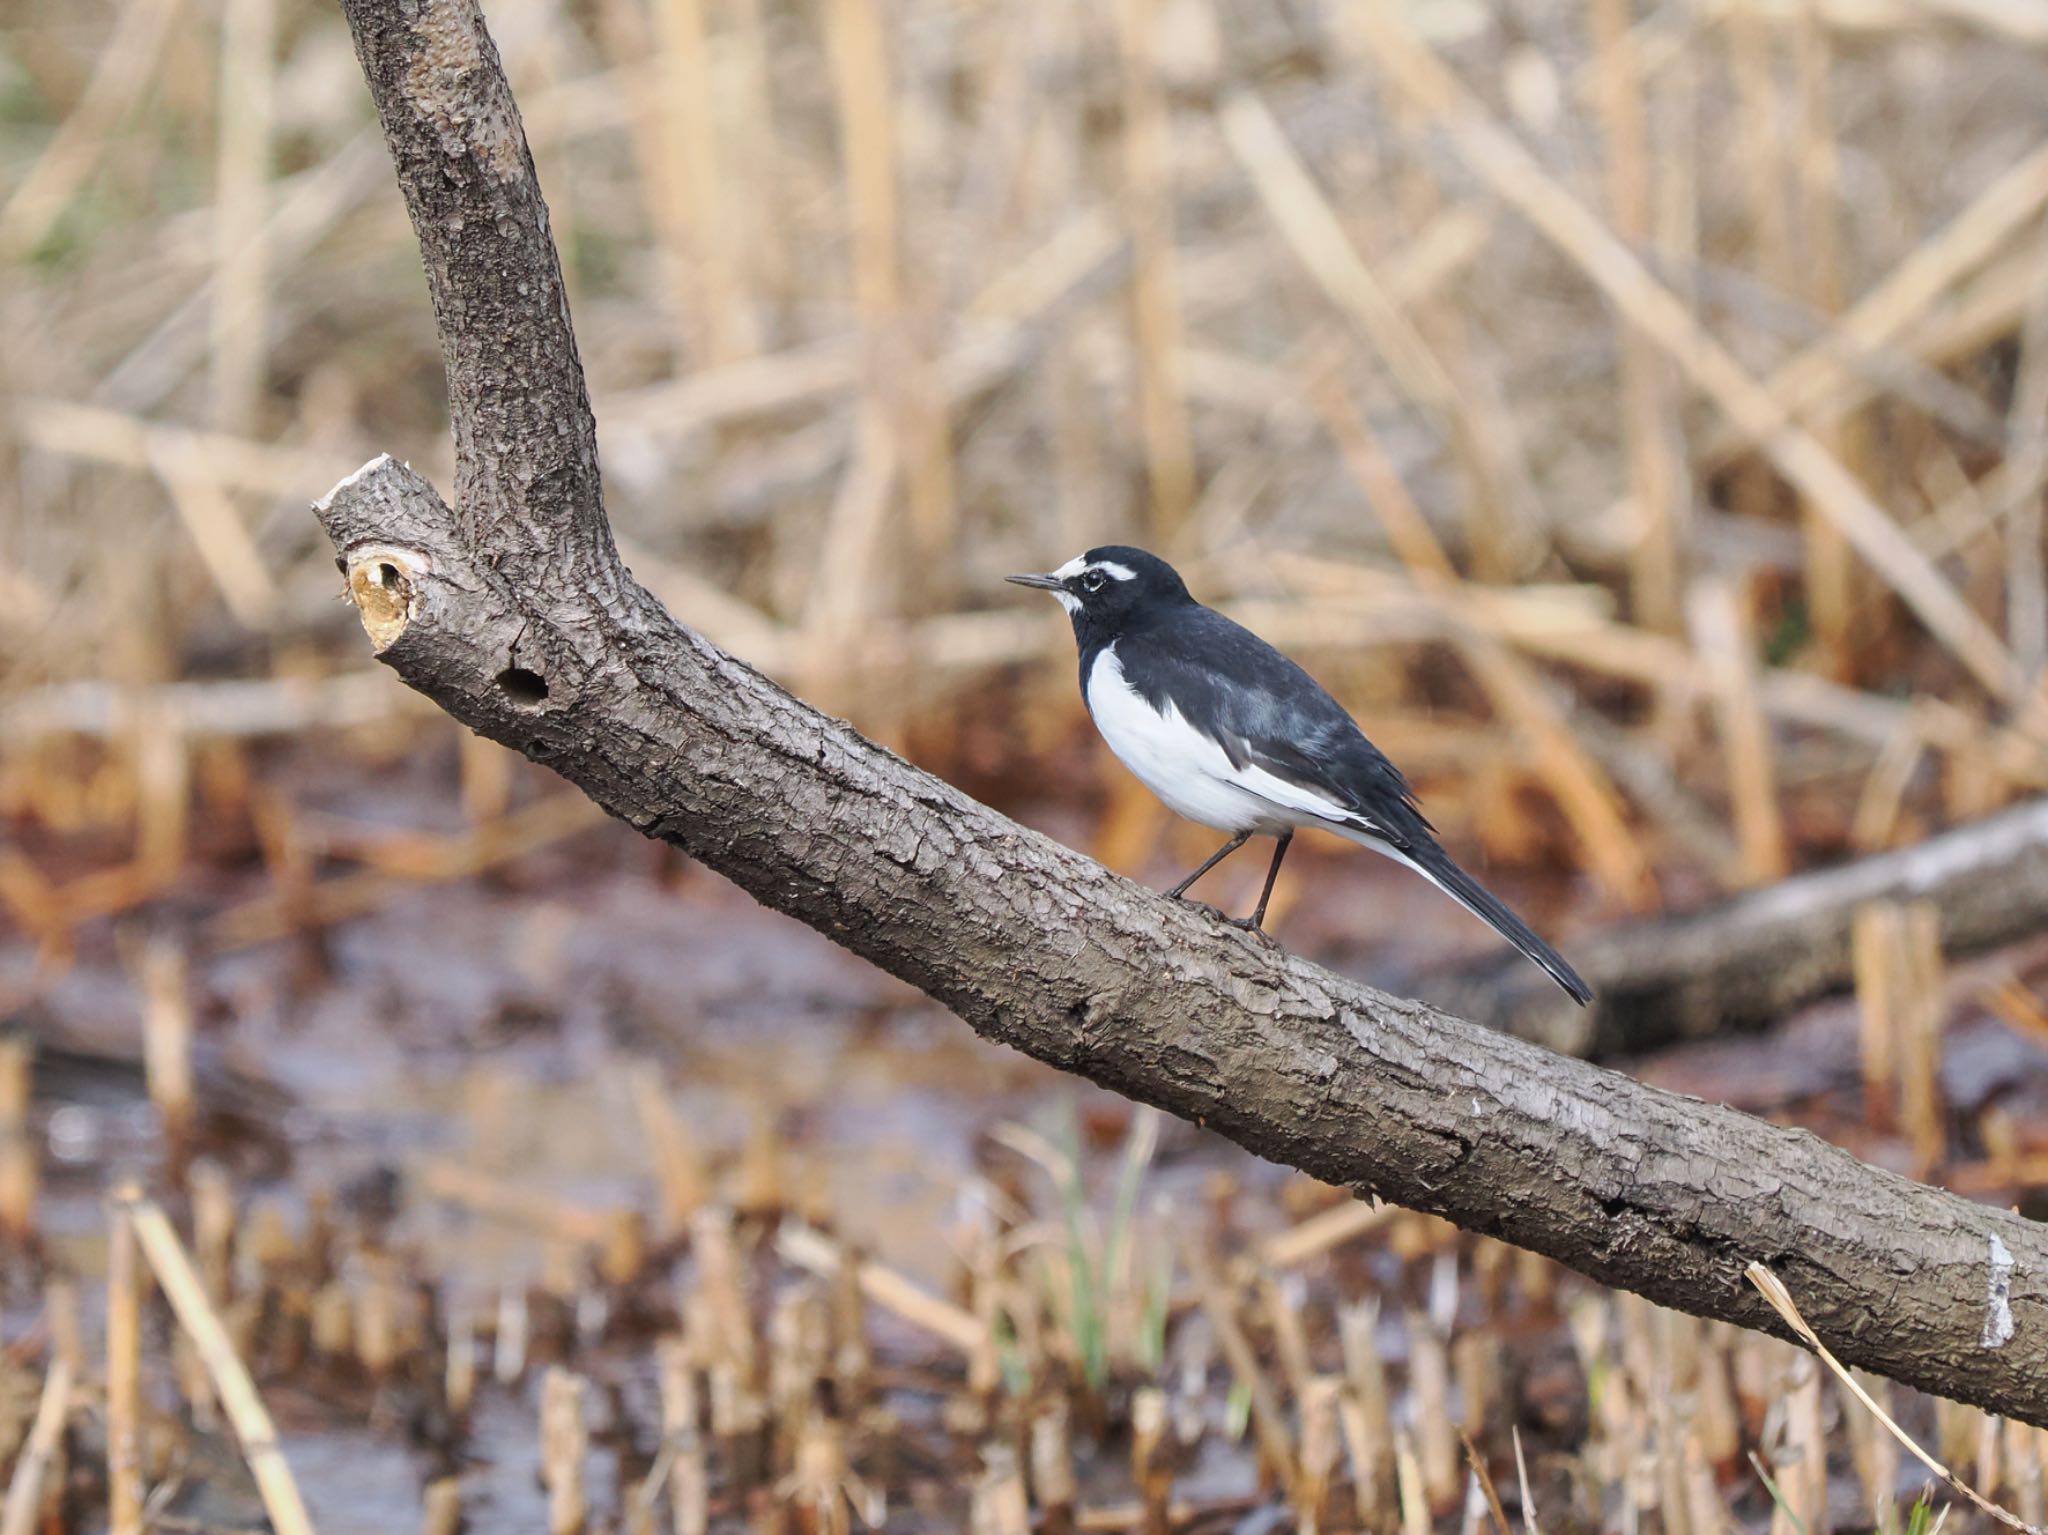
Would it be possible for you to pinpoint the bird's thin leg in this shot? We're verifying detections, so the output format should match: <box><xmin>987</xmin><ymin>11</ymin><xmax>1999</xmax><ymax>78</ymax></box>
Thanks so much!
<box><xmin>1164</xmin><ymin>831</ymin><xmax>1250</xmax><ymax>900</ymax></box>
<box><xmin>1231</xmin><ymin>831</ymin><xmax>1293</xmax><ymax>930</ymax></box>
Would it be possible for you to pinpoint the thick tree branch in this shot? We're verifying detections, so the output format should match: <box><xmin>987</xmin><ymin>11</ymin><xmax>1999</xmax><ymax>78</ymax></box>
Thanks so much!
<box><xmin>325</xmin><ymin>0</ymin><xmax>2048</xmax><ymax>1423</ymax></box>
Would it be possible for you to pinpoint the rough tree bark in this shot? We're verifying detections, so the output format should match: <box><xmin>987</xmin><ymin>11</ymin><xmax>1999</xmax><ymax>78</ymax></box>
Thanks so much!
<box><xmin>322</xmin><ymin>0</ymin><xmax>2048</xmax><ymax>1423</ymax></box>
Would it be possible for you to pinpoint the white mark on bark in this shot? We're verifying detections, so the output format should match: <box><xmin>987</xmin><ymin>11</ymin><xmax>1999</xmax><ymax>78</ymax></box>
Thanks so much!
<box><xmin>314</xmin><ymin>452</ymin><xmax>401</xmax><ymax>512</ymax></box>
<box><xmin>1984</xmin><ymin>1233</ymin><xmax>2015</xmax><ymax>1349</ymax></box>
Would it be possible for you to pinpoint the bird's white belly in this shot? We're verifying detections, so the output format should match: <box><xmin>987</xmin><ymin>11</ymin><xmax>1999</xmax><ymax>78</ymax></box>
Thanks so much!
<box><xmin>1086</xmin><ymin>647</ymin><xmax>1336</xmax><ymax>835</ymax></box>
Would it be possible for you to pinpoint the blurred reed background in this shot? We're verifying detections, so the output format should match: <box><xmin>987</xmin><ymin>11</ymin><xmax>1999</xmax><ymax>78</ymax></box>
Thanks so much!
<box><xmin>5</xmin><ymin>0</ymin><xmax>2048</xmax><ymax>922</ymax></box>
<box><xmin>7</xmin><ymin>1</ymin><xmax>2048</xmax><ymax>1530</ymax></box>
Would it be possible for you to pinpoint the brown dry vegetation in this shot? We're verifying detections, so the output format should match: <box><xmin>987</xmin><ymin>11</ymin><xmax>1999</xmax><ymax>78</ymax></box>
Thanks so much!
<box><xmin>7</xmin><ymin>0</ymin><xmax>2048</xmax><ymax>1529</ymax></box>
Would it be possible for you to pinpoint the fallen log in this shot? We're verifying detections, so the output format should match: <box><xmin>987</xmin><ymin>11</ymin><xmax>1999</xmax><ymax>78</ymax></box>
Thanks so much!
<box><xmin>1428</xmin><ymin>797</ymin><xmax>2048</xmax><ymax>1056</ymax></box>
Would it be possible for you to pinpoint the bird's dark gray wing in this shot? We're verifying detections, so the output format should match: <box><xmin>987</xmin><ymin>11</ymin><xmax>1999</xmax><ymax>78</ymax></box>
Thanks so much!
<box><xmin>1115</xmin><ymin>605</ymin><xmax>1434</xmax><ymax>846</ymax></box>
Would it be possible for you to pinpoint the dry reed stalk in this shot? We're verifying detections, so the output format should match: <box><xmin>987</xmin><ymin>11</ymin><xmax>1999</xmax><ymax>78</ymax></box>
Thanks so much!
<box><xmin>0</xmin><ymin>0</ymin><xmax>183</xmax><ymax>259</ymax></box>
<box><xmin>106</xmin><ymin>1192</ymin><xmax>146</xmax><ymax>1535</ymax></box>
<box><xmin>1406</xmin><ymin>1310</ymin><xmax>1460</xmax><ymax>1512</ymax></box>
<box><xmin>496</xmin><ymin>1284</ymin><xmax>530</xmax><ymax>1384</ymax></box>
<box><xmin>718</xmin><ymin>0</ymin><xmax>788</xmax><ymax>303</ymax></box>
<box><xmin>310</xmin><ymin>1280</ymin><xmax>350</xmax><ymax>1361</ymax></box>
<box><xmin>659</xmin><ymin>0</ymin><xmax>754</xmax><ymax>360</ymax></box>
<box><xmin>1849</xmin><ymin>711</ymin><xmax>1930</xmax><ymax>853</ymax></box>
<box><xmin>735</xmin><ymin>1108</ymin><xmax>785</xmax><ymax>1218</ymax></box>
<box><xmin>422</xmin><ymin>1477</ymin><xmax>463</xmax><ymax>1535</ymax></box>
<box><xmin>44</xmin><ymin>1278</ymin><xmax>80</xmax><ymax>1381</ymax></box>
<box><xmin>445</xmin><ymin>1297</ymin><xmax>477</xmax><ymax>1415</ymax></box>
<box><xmin>1689</xmin><ymin>577</ymin><xmax>1789</xmax><ymax>885</ymax></box>
<box><xmin>1296</xmin><ymin>1376</ymin><xmax>1342</xmax><ymax>1535</ymax></box>
<box><xmin>0</xmin><ymin>1357</ymin><xmax>70</xmax><ymax>1535</ymax></box>
<box><xmin>2007</xmin><ymin>1416</ymin><xmax>2045</xmax><ymax>1529</ymax></box>
<box><xmin>14</xmin><ymin>399</ymin><xmax>337</xmax><ymax>503</ymax></box>
<box><xmin>1183</xmin><ymin>1236</ymin><xmax>1296</xmax><ymax>1495</ymax></box>
<box><xmin>1255</xmin><ymin>1197</ymin><xmax>1396</xmax><ymax>1271</ymax></box>
<box><xmin>1297</xmin><ymin>394</ymin><xmax>1655</xmax><ymax>906</ymax></box>
<box><xmin>1726</xmin><ymin>0</ymin><xmax>1795</xmax><ymax>286</ymax></box>
<box><xmin>1256</xmin><ymin>1273</ymin><xmax>1313</xmax><ymax>1399</ymax></box>
<box><xmin>1117</xmin><ymin>0</ymin><xmax>1195</xmax><ymax>542</ymax></box>
<box><xmin>0</xmin><ymin>1038</ymin><xmax>33</xmax><ymax>1245</ymax></box>
<box><xmin>663</xmin><ymin>1334</ymin><xmax>712</xmax><ymax>1530</ymax></box>
<box><xmin>2001</xmin><ymin>217</ymin><xmax>2048</xmax><ymax>694</ymax></box>
<box><xmin>1453</xmin><ymin>1332</ymin><xmax>1502</xmax><ymax>1441</ymax></box>
<box><xmin>138</xmin><ymin>936</ymin><xmax>194</xmax><ymax>1175</ymax></box>
<box><xmin>627</xmin><ymin>1062</ymin><xmax>709</xmax><ymax>1237</ymax></box>
<box><xmin>207</xmin><ymin>791</ymin><xmax>608</xmax><ymax>948</ymax></box>
<box><xmin>154</xmin><ymin>457</ymin><xmax>277</xmax><ymax>627</ymax></box>
<box><xmin>1714</xmin><ymin>139</ymin><xmax>2048</xmax><ymax>468</ymax></box>
<box><xmin>541</xmin><ymin>1367</ymin><xmax>590</xmax><ymax>1535</ymax></box>
<box><xmin>962</xmin><ymin>1216</ymin><xmax>1000</xmax><ymax>1406</ymax></box>
<box><xmin>1980</xmin><ymin>1412</ymin><xmax>2007</xmax><ymax>1505</ymax></box>
<box><xmin>1030</xmin><ymin>1399</ymin><xmax>1078</xmax><ymax>1535</ymax></box>
<box><xmin>208</xmin><ymin>0</ymin><xmax>275</xmax><ymax>432</ymax></box>
<box><xmin>1590</xmin><ymin>0</ymin><xmax>1686</xmax><ymax>635</ymax></box>
<box><xmin>797</xmin><ymin>406</ymin><xmax>899</xmax><ymax>690</ymax></box>
<box><xmin>1789</xmin><ymin>0</ymin><xmax>1862</xmax><ymax>677</ymax></box>
<box><xmin>776</xmin><ymin>1223</ymin><xmax>982</xmax><ymax>1355</ymax></box>
<box><xmin>692</xmin><ymin>1207</ymin><xmax>760</xmax><ymax>1391</ymax></box>
<box><xmin>1129</xmin><ymin>1387</ymin><xmax>1173</xmax><ymax>1535</ymax></box>
<box><xmin>785</xmin><ymin>1415</ymin><xmax>867</xmax><ymax>1535</ymax></box>
<box><xmin>1216</xmin><ymin>90</ymin><xmax>1504</xmax><ymax>558</ymax></box>
<box><xmin>1362</xmin><ymin>23</ymin><xmax>1537</xmax><ymax>584</ymax></box>
<box><xmin>1336</xmin><ymin>1301</ymin><xmax>1394</xmax><ymax>1518</ymax></box>
<box><xmin>354</xmin><ymin>1252</ymin><xmax>401</xmax><ymax>1377</ymax></box>
<box><xmin>659</xmin><ymin>1338</ymin><xmax>710</xmax><ymax>1535</ymax></box>
<box><xmin>132</xmin><ymin>702</ymin><xmax>192</xmax><ymax>883</ymax></box>
<box><xmin>1746</xmin><ymin>1263</ymin><xmax>2041</xmax><ymax>1534</ymax></box>
<box><xmin>418</xmin><ymin>1158</ymin><xmax>622</xmax><ymax>1247</ymax></box>
<box><xmin>1936</xmin><ymin>1398</ymin><xmax>1976</xmax><ymax>1482</ymax></box>
<box><xmin>822</xmin><ymin>0</ymin><xmax>954</xmax><ymax>577</ymax></box>
<box><xmin>458</xmin><ymin>732</ymin><xmax>513</xmax><ymax>824</ymax></box>
<box><xmin>127</xmin><ymin>1197</ymin><xmax>317</xmax><ymax>1535</ymax></box>
<box><xmin>768</xmin><ymin>1283</ymin><xmax>827</xmax><ymax>1428</ymax></box>
<box><xmin>1851</xmin><ymin>902</ymin><xmax>1907</xmax><ymax>1132</ymax></box>
<box><xmin>1893</xmin><ymin>900</ymin><xmax>1949</xmax><ymax>1175</ymax></box>
<box><xmin>1683</xmin><ymin>1433</ymin><xmax>1726</xmax><ymax>1535</ymax></box>
<box><xmin>1788</xmin><ymin>1355</ymin><xmax>1829</xmax><ymax>1535</ymax></box>
<box><xmin>1693</xmin><ymin>1328</ymin><xmax>1742</xmax><ymax>1474</ymax></box>
<box><xmin>1652</xmin><ymin>1389</ymin><xmax>1692</xmax><ymax>1535</ymax></box>
<box><xmin>1347</xmin><ymin>7</ymin><xmax>2019</xmax><ymax>701</ymax></box>
<box><xmin>192</xmin><ymin>1159</ymin><xmax>236</xmax><ymax>1303</ymax></box>
<box><xmin>972</xmin><ymin>1443</ymin><xmax>1031</xmax><ymax>1535</ymax></box>
<box><xmin>1394</xmin><ymin>1426</ymin><xmax>1432</xmax><ymax>1535</ymax></box>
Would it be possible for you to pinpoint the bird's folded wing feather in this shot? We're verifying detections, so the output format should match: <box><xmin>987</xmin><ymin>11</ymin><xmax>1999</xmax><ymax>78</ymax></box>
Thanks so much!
<box><xmin>1120</xmin><ymin>609</ymin><xmax>1435</xmax><ymax>846</ymax></box>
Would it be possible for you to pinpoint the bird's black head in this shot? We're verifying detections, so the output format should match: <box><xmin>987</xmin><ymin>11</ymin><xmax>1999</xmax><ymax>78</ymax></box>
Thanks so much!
<box><xmin>1006</xmin><ymin>546</ymin><xmax>1193</xmax><ymax>646</ymax></box>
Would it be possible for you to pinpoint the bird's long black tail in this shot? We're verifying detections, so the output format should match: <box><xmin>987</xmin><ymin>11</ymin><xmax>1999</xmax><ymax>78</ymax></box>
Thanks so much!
<box><xmin>1400</xmin><ymin>841</ymin><xmax>1593</xmax><ymax>1005</ymax></box>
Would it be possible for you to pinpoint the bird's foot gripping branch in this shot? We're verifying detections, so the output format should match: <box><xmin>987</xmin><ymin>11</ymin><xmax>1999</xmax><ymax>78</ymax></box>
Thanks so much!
<box><xmin>322</xmin><ymin>0</ymin><xmax>2048</xmax><ymax>1422</ymax></box>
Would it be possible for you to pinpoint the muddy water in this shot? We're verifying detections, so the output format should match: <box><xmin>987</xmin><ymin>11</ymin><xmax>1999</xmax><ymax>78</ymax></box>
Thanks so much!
<box><xmin>2</xmin><ymin>731</ymin><xmax>1601</xmax><ymax>1532</ymax></box>
<box><xmin>6</xmin><ymin>825</ymin><xmax>1308</xmax><ymax>1529</ymax></box>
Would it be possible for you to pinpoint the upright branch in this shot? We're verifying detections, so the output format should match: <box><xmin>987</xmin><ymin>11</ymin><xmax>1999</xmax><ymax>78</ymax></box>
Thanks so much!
<box><xmin>322</xmin><ymin>0</ymin><xmax>2048</xmax><ymax>1424</ymax></box>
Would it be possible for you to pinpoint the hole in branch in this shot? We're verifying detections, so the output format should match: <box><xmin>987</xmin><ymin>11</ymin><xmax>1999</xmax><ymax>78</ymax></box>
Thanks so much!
<box><xmin>373</xmin><ymin>561</ymin><xmax>401</xmax><ymax>589</ymax></box>
<box><xmin>496</xmin><ymin>667</ymin><xmax>549</xmax><ymax>709</ymax></box>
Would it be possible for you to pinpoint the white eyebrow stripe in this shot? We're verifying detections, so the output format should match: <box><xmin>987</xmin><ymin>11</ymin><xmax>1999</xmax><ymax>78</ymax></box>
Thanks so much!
<box><xmin>1093</xmin><ymin>561</ymin><xmax>1136</xmax><ymax>581</ymax></box>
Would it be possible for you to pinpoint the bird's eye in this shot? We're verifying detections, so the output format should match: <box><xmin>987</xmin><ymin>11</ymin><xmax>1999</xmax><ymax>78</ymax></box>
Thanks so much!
<box><xmin>1080</xmin><ymin>571</ymin><xmax>1106</xmax><ymax>593</ymax></box>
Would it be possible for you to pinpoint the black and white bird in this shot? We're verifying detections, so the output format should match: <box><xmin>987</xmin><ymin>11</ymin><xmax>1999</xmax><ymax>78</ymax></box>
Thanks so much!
<box><xmin>1009</xmin><ymin>547</ymin><xmax>1592</xmax><ymax>1005</ymax></box>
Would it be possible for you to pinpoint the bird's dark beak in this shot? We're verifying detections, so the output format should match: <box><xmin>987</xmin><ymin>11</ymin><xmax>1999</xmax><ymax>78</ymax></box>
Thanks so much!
<box><xmin>1006</xmin><ymin>572</ymin><xmax>1065</xmax><ymax>592</ymax></box>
